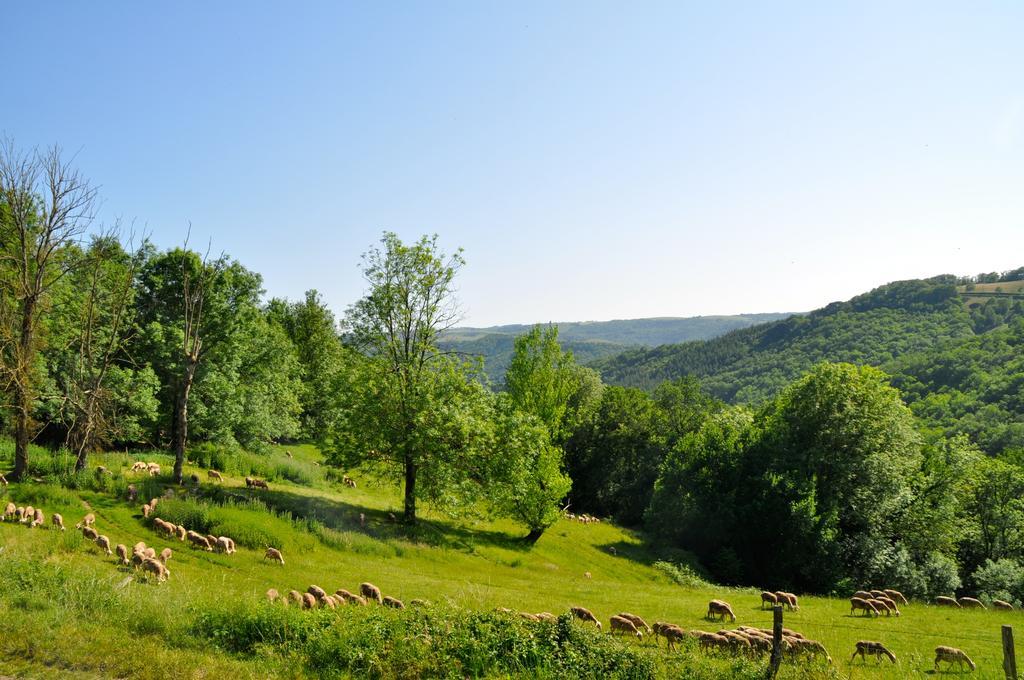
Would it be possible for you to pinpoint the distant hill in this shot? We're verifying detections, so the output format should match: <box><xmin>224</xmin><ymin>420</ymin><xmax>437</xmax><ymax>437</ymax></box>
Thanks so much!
<box><xmin>591</xmin><ymin>270</ymin><xmax>1024</xmax><ymax>455</ymax></box>
<box><xmin>441</xmin><ymin>314</ymin><xmax>792</xmax><ymax>384</ymax></box>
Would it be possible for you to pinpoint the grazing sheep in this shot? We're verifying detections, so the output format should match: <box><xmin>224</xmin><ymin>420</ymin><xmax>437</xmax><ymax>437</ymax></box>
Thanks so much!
<box><xmin>266</xmin><ymin>588</ymin><xmax>280</xmax><ymax>601</ymax></box>
<box><xmin>850</xmin><ymin>597</ymin><xmax>879</xmax><ymax>617</ymax></box>
<box><xmin>95</xmin><ymin>465</ymin><xmax>109</xmax><ymax>476</ymax></box>
<box><xmin>141</xmin><ymin>503</ymin><xmax>152</xmax><ymax>518</ymax></box>
<box><xmin>147</xmin><ymin>463</ymin><xmax>160</xmax><ymax>476</ymax></box>
<box><xmin>82</xmin><ymin>526</ymin><xmax>99</xmax><ymax>541</ymax></box>
<box><xmin>535</xmin><ymin>611</ymin><xmax>555</xmax><ymax>621</ymax></box>
<box><xmin>781</xmin><ymin>592</ymin><xmax>799</xmax><ymax>611</ymax></box>
<box><xmin>206</xmin><ymin>534</ymin><xmax>219</xmax><ymax>550</ymax></box>
<box><xmin>934</xmin><ymin>646</ymin><xmax>976</xmax><ymax>672</ymax></box>
<box><xmin>176</xmin><ymin>525</ymin><xmax>186</xmax><ymax>541</ymax></box>
<box><xmin>870</xmin><ymin>590</ymin><xmax>886</xmax><ymax>599</ymax></box>
<box><xmin>853</xmin><ymin>590</ymin><xmax>873</xmax><ymax>600</ymax></box>
<box><xmin>569</xmin><ymin>606</ymin><xmax>602</xmax><ymax>631</ymax></box>
<box><xmin>287</xmin><ymin>590</ymin><xmax>303</xmax><ymax>604</ymax></box>
<box><xmin>851</xmin><ymin>640</ymin><xmax>896</xmax><ymax>664</ymax></box>
<box><xmin>696</xmin><ymin>631</ymin><xmax>730</xmax><ymax>653</ymax></box>
<box><xmin>959</xmin><ymin>596</ymin><xmax>986</xmax><ymax>609</ymax></box>
<box><xmin>29</xmin><ymin>508</ymin><xmax>44</xmax><ymax>528</ymax></box>
<box><xmin>760</xmin><ymin>591</ymin><xmax>778</xmax><ymax>609</ymax></box>
<box><xmin>186</xmin><ymin>530</ymin><xmax>213</xmax><ymax>551</ymax></box>
<box><xmin>51</xmin><ymin>513</ymin><xmax>65</xmax><ymax>531</ymax></box>
<box><xmin>133</xmin><ymin>541</ymin><xmax>147</xmax><ymax>553</ymax></box>
<box><xmin>654</xmin><ymin>623</ymin><xmax>687</xmax><ymax>651</ymax></box>
<box><xmin>869</xmin><ymin>598</ymin><xmax>897</xmax><ymax>616</ymax></box>
<box><xmin>160</xmin><ymin>548</ymin><xmax>173</xmax><ymax>564</ymax></box>
<box><xmin>142</xmin><ymin>557</ymin><xmax>169</xmax><ymax>582</ymax></box>
<box><xmin>189</xmin><ymin>473</ymin><xmax>200</xmax><ymax>485</ymax></box>
<box><xmin>301</xmin><ymin>593</ymin><xmax>316</xmax><ymax>609</ymax></box>
<box><xmin>320</xmin><ymin>595</ymin><xmax>337</xmax><ymax>609</ymax></box>
<box><xmin>360</xmin><ymin>582</ymin><xmax>383</xmax><ymax>604</ymax></box>
<box><xmin>3</xmin><ymin>502</ymin><xmax>16</xmax><ymax>520</ymax></box>
<box><xmin>142</xmin><ymin>547</ymin><xmax>156</xmax><ymax>559</ymax></box>
<box><xmin>993</xmin><ymin>599</ymin><xmax>1015</xmax><ymax>611</ymax></box>
<box><xmin>707</xmin><ymin>600</ymin><xmax>736</xmax><ymax>622</ymax></box>
<box><xmin>884</xmin><ymin>589</ymin><xmax>908</xmax><ymax>605</ymax></box>
<box><xmin>76</xmin><ymin>513</ymin><xmax>95</xmax><ymax>529</ymax></box>
<box><xmin>148</xmin><ymin>498</ymin><xmax>159</xmax><ymax>510</ymax></box>
<box><xmin>207</xmin><ymin>469</ymin><xmax>223</xmax><ymax>482</ymax></box>
<box><xmin>20</xmin><ymin>505</ymin><xmax>34</xmax><ymax>524</ymax></box>
<box><xmin>264</xmin><ymin>547</ymin><xmax>284</xmax><ymax>564</ymax></box>
<box><xmin>131</xmin><ymin>551</ymin><xmax>146</xmax><ymax>568</ymax></box>
<box><xmin>307</xmin><ymin>585</ymin><xmax>328</xmax><ymax>601</ymax></box>
<box><xmin>95</xmin><ymin>535</ymin><xmax>113</xmax><ymax>555</ymax></box>
<box><xmin>216</xmin><ymin>537</ymin><xmax>233</xmax><ymax>554</ymax></box>
<box><xmin>349</xmin><ymin>594</ymin><xmax>368</xmax><ymax>606</ymax></box>
<box><xmin>519</xmin><ymin>611</ymin><xmax>540</xmax><ymax>622</ymax></box>
<box><xmin>130</xmin><ymin>461</ymin><xmax>148</xmax><ymax>472</ymax></box>
<box><xmin>115</xmin><ymin>544</ymin><xmax>130</xmax><ymax>565</ymax></box>
<box><xmin>127</xmin><ymin>484</ymin><xmax>138</xmax><ymax>502</ymax></box>
<box><xmin>936</xmin><ymin>596</ymin><xmax>962</xmax><ymax>608</ymax></box>
<box><xmin>875</xmin><ymin>597</ymin><xmax>900</xmax><ymax>616</ymax></box>
<box><xmin>15</xmin><ymin>507</ymin><xmax>25</xmax><ymax>521</ymax></box>
<box><xmin>383</xmin><ymin>596</ymin><xmax>405</xmax><ymax>609</ymax></box>
<box><xmin>335</xmin><ymin>588</ymin><xmax>356</xmax><ymax>602</ymax></box>
<box><xmin>617</xmin><ymin>612</ymin><xmax>652</xmax><ymax>634</ymax></box>
<box><xmin>609</xmin><ymin>615</ymin><xmax>643</xmax><ymax>639</ymax></box>
<box><xmin>791</xmin><ymin>638</ymin><xmax>832</xmax><ymax>664</ymax></box>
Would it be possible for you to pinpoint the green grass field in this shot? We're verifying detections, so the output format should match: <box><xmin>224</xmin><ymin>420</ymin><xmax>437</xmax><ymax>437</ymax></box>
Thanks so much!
<box><xmin>0</xmin><ymin>441</ymin><xmax>1019</xmax><ymax>678</ymax></box>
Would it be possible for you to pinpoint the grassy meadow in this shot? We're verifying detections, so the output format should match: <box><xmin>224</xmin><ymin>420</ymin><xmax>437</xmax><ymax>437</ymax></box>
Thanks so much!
<box><xmin>0</xmin><ymin>441</ymin><xmax>1019</xmax><ymax>679</ymax></box>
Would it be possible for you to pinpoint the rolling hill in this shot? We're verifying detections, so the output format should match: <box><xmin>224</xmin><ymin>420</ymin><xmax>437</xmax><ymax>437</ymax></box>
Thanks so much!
<box><xmin>441</xmin><ymin>314</ymin><xmax>792</xmax><ymax>384</ymax></box>
<box><xmin>591</xmin><ymin>273</ymin><xmax>1024</xmax><ymax>455</ymax></box>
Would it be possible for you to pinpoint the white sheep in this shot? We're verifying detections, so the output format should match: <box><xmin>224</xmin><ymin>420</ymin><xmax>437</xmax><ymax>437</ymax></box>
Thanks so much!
<box><xmin>934</xmin><ymin>646</ymin><xmax>975</xmax><ymax>672</ymax></box>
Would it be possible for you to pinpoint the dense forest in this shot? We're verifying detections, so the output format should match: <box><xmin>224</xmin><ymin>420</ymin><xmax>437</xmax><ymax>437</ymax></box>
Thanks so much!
<box><xmin>441</xmin><ymin>313</ymin><xmax>791</xmax><ymax>384</ymax></box>
<box><xmin>4</xmin><ymin>143</ymin><xmax>1024</xmax><ymax>604</ymax></box>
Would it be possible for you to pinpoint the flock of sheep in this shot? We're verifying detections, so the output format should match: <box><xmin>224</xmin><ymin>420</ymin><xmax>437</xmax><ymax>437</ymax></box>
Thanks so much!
<box><xmin>264</xmin><ymin>581</ymin><xmax>413</xmax><ymax>610</ymax></box>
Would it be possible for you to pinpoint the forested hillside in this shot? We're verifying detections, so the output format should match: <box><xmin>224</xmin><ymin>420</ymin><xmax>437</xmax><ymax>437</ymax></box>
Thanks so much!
<box><xmin>442</xmin><ymin>314</ymin><xmax>790</xmax><ymax>384</ymax></box>
<box><xmin>593</xmin><ymin>272</ymin><xmax>1024</xmax><ymax>456</ymax></box>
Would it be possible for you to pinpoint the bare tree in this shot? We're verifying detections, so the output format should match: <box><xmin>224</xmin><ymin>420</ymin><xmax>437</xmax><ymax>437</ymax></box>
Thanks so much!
<box><xmin>0</xmin><ymin>139</ymin><xmax>97</xmax><ymax>480</ymax></box>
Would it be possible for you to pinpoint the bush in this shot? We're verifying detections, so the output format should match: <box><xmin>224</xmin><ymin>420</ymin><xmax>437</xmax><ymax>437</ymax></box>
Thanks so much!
<box><xmin>653</xmin><ymin>561</ymin><xmax>712</xmax><ymax>588</ymax></box>
<box><xmin>972</xmin><ymin>559</ymin><xmax>1024</xmax><ymax>605</ymax></box>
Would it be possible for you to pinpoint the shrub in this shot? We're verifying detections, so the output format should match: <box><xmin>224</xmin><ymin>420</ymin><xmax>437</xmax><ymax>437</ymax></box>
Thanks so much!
<box><xmin>972</xmin><ymin>558</ymin><xmax>1024</xmax><ymax>605</ymax></box>
<box><xmin>653</xmin><ymin>560</ymin><xmax>712</xmax><ymax>588</ymax></box>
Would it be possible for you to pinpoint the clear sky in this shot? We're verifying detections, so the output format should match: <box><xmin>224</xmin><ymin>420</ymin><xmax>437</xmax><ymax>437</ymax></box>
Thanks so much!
<box><xmin>4</xmin><ymin>2</ymin><xmax>1023</xmax><ymax>326</ymax></box>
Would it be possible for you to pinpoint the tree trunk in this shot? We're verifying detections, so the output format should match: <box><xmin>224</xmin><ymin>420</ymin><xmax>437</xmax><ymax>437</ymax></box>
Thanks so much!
<box><xmin>173</xmin><ymin>359</ymin><xmax>198</xmax><ymax>484</ymax></box>
<box><xmin>11</xmin><ymin>297</ymin><xmax>36</xmax><ymax>481</ymax></box>
<box><xmin>403</xmin><ymin>455</ymin><xmax>417</xmax><ymax>524</ymax></box>
<box><xmin>524</xmin><ymin>527</ymin><xmax>546</xmax><ymax>544</ymax></box>
<box><xmin>73</xmin><ymin>399</ymin><xmax>96</xmax><ymax>472</ymax></box>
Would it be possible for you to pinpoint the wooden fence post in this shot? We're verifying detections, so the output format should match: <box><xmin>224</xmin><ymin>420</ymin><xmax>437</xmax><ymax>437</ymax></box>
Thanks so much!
<box><xmin>767</xmin><ymin>604</ymin><xmax>783</xmax><ymax>679</ymax></box>
<box><xmin>1004</xmin><ymin>625</ymin><xmax>1018</xmax><ymax>680</ymax></box>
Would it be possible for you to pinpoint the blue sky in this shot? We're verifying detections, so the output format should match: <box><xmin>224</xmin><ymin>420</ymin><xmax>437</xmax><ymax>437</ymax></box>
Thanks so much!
<box><xmin>4</xmin><ymin>2</ymin><xmax>1023</xmax><ymax>325</ymax></box>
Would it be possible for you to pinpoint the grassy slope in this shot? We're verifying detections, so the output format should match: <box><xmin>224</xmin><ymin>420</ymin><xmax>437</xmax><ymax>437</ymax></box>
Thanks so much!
<box><xmin>0</xmin><ymin>443</ymin><xmax>1019</xmax><ymax>679</ymax></box>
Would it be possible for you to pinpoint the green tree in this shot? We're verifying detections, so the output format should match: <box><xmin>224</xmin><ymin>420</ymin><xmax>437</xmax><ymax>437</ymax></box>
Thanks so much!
<box><xmin>335</xmin><ymin>232</ymin><xmax>481</xmax><ymax>523</ymax></box>
<box><xmin>0</xmin><ymin>141</ymin><xmax>97</xmax><ymax>479</ymax></box>
<box><xmin>490</xmin><ymin>398</ymin><xmax>572</xmax><ymax>542</ymax></box>
<box><xmin>505</xmin><ymin>325</ymin><xmax>578</xmax><ymax>443</ymax></box>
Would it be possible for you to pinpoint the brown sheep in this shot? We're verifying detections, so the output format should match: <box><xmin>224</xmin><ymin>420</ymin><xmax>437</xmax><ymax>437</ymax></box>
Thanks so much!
<box><xmin>993</xmin><ymin>599</ymin><xmax>1015</xmax><ymax>611</ymax></box>
<box><xmin>383</xmin><ymin>596</ymin><xmax>405</xmax><ymax>609</ymax></box>
<box><xmin>869</xmin><ymin>598</ymin><xmax>896</xmax><ymax>617</ymax></box>
<box><xmin>335</xmin><ymin>588</ymin><xmax>356</xmax><ymax>602</ymax></box>
<box><xmin>131</xmin><ymin>551</ymin><xmax>146</xmax><ymax>568</ymax></box>
<box><xmin>853</xmin><ymin>590</ymin><xmax>873</xmax><ymax>600</ymax></box>
<box><xmin>870</xmin><ymin>589</ymin><xmax>886</xmax><ymax>599</ymax></box>
<box><xmin>142</xmin><ymin>547</ymin><xmax>156</xmax><ymax>559</ymax></box>
<box><xmin>51</xmin><ymin>513</ymin><xmax>65</xmax><ymax>531</ymax></box>
<box><xmin>959</xmin><ymin>596</ymin><xmax>986</xmax><ymax>609</ymax></box>
<box><xmin>287</xmin><ymin>590</ymin><xmax>303</xmax><ymax>604</ymax></box>
<box><xmin>609</xmin><ymin>615</ymin><xmax>642</xmax><ymax>639</ymax></box>
<box><xmin>706</xmin><ymin>600</ymin><xmax>736</xmax><ymax>622</ymax></box>
<box><xmin>884</xmin><ymin>589</ymin><xmax>908</xmax><ymax>605</ymax></box>
<box><xmin>21</xmin><ymin>505</ymin><xmax>34</xmax><ymax>525</ymax></box>
<box><xmin>266</xmin><ymin>588</ymin><xmax>280</xmax><ymax>601</ymax></box>
<box><xmin>95</xmin><ymin>535</ymin><xmax>113</xmax><ymax>555</ymax></box>
<box><xmin>206</xmin><ymin>534</ymin><xmax>219</xmax><ymax>550</ymax></box>
<box><xmin>935</xmin><ymin>595</ymin><xmax>961</xmax><ymax>608</ymax></box>
<box><xmin>851</xmin><ymin>640</ymin><xmax>896</xmax><ymax>664</ymax></box>
<box><xmin>186</xmin><ymin>530</ymin><xmax>213</xmax><ymax>551</ymax></box>
<box><xmin>29</xmin><ymin>508</ymin><xmax>44</xmax><ymax>528</ymax></box>
<box><xmin>360</xmin><ymin>582</ymin><xmax>383</xmax><ymax>604</ymax></box>
<box><xmin>15</xmin><ymin>506</ymin><xmax>25</xmax><ymax>521</ymax></box>
<box><xmin>307</xmin><ymin>585</ymin><xmax>328</xmax><ymax>601</ymax></box>
<box><xmin>207</xmin><ymin>469</ymin><xmax>223</xmax><ymax>482</ymax></box>
<box><xmin>264</xmin><ymin>547</ymin><xmax>284</xmax><ymax>564</ymax></box>
<box><xmin>791</xmin><ymin>638</ymin><xmax>832</xmax><ymax>664</ymax></box>
<box><xmin>850</xmin><ymin>597</ymin><xmax>879</xmax><ymax>617</ymax></box>
<box><xmin>569</xmin><ymin>606</ymin><xmax>602</xmax><ymax>631</ymax></box>
<box><xmin>616</xmin><ymin>612</ymin><xmax>652</xmax><ymax>634</ymax></box>
<box><xmin>301</xmin><ymin>593</ymin><xmax>316</xmax><ymax>609</ymax></box>
<box><xmin>160</xmin><ymin>548</ymin><xmax>173</xmax><ymax>565</ymax></box>
<box><xmin>320</xmin><ymin>595</ymin><xmax>337</xmax><ymax>609</ymax></box>
<box><xmin>76</xmin><ymin>513</ymin><xmax>95</xmax><ymax>529</ymax></box>
<box><xmin>82</xmin><ymin>525</ymin><xmax>99</xmax><ymax>541</ymax></box>
<box><xmin>654</xmin><ymin>623</ymin><xmax>687</xmax><ymax>651</ymax></box>
<box><xmin>875</xmin><ymin>596</ymin><xmax>900</xmax><ymax>616</ymax></box>
<box><xmin>142</xmin><ymin>557</ymin><xmax>169</xmax><ymax>582</ymax></box>
<box><xmin>176</xmin><ymin>525</ymin><xmax>186</xmax><ymax>541</ymax></box>
<box><xmin>696</xmin><ymin>631</ymin><xmax>731</xmax><ymax>653</ymax></box>
<box><xmin>780</xmin><ymin>592</ymin><xmax>799</xmax><ymax>610</ymax></box>
<box><xmin>115</xmin><ymin>543</ymin><xmax>130</xmax><ymax>565</ymax></box>
<box><xmin>141</xmin><ymin>503</ymin><xmax>152</xmax><ymax>518</ymax></box>
<box><xmin>760</xmin><ymin>591</ymin><xmax>778</xmax><ymax>609</ymax></box>
<box><xmin>934</xmin><ymin>646</ymin><xmax>976</xmax><ymax>672</ymax></box>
